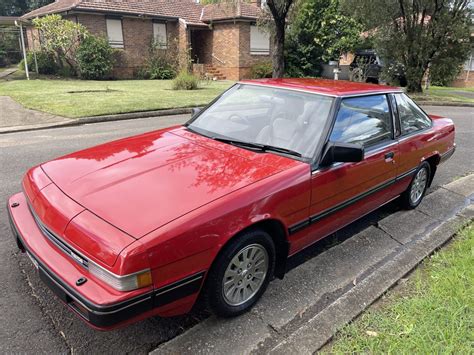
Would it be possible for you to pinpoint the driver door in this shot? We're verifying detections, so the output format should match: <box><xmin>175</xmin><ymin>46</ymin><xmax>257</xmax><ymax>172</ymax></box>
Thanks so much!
<box><xmin>290</xmin><ymin>94</ymin><xmax>399</xmax><ymax>253</ymax></box>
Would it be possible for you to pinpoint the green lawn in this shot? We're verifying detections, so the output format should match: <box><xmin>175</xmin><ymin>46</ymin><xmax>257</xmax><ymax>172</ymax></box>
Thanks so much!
<box><xmin>0</xmin><ymin>75</ymin><xmax>233</xmax><ymax>118</ymax></box>
<box><xmin>411</xmin><ymin>85</ymin><xmax>474</xmax><ymax>104</ymax></box>
<box><xmin>326</xmin><ymin>222</ymin><xmax>474</xmax><ymax>354</ymax></box>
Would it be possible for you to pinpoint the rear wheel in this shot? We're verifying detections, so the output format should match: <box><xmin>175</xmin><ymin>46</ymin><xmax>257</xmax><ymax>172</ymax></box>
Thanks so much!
<box><xmin>206</xmin><ymin>229</ymin><xmax>275</xmax><ymax>317</ymax></box>
<box><xmin>400</xmin><ymin>162</ymin><xmax>430</xmax><ymax>209</ymax></box>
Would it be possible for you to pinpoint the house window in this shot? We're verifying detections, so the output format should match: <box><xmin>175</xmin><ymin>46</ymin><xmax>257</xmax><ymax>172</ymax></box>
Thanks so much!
<box><xmin>153</xmin><ymin>22</ymin><xmax>167</xmax><ymax>49</ymax></box>
<box><xmin>250</xmin><ymin>25</ymin><xmax>270</xmax><ymax>55</ymax></box>
<box><xmin>106</xmin><ymin>18</ymin><xmax>124</xmax><ymax>48</ymax></box>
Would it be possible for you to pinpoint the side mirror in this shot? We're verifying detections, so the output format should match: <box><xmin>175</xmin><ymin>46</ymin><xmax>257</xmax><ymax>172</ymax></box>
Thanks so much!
<box><xmin>320</xmin><ymin>141</ymin><xmax>364</xmax><ymax>166</ymax></box>
<box><xmin>191</xmin><ymin>107</ymin><xmax>201</xmax><ymax>117</ymax></box>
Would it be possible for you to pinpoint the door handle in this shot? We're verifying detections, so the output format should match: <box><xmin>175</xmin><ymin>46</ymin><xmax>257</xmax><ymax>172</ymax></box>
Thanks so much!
<box><xmin>385</xmin><ymin>152</ymin><xmax>394</xmax><ymax>159</ymax></box>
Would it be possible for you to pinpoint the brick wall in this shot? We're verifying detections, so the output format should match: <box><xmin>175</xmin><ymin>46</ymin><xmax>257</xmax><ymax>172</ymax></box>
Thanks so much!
<box><xmin>75</xmin><ymin>13</ymin><xmax>107</xmax><ymax>36</ymax></box>
<box><xmin>451</xmin><ymin>70</ymin><xmax>474</xmax><ymax>88</ymax></box>
<box><xmin>238</xmin><ymin>22</ymin><xmax>271</xmax><ymax>79</ymax></box>
<box><xmin>210</xmin><ymin>23</ymin><xmax>240</xmax><ymax>80</ymax></box>
<box><xmin>72</xmin><ymin>14</ymin><xmax>179</xmax><ymax>78</ymax></box>
<box><xmin>25</xmin><ymin>27</ymin><xmax>40</xmax><ymax>51</ymax></box>
<box><xmin>209</xmin><ymin>21</ymin><xmax>272</xmax><ymax>80</ymax></box>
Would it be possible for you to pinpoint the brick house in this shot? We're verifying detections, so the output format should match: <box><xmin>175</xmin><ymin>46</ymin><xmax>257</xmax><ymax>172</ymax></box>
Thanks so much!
<box><xmin>21</xmin><ymin>0</ymin><xmax>273</xmax><ymax>80</ymax></box>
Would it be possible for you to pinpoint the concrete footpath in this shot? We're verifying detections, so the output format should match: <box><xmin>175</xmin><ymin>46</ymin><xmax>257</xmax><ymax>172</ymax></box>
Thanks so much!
<box><xmin>152</xmin><ymin>174</ymin><xmax>474</xmax><ymax>355</ymax></box>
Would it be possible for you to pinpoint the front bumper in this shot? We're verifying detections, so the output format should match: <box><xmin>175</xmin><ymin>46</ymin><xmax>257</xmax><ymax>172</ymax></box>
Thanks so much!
<box><xmin>8</xmin><ymin>193</ymin><xmax>205</xmax><ymax>329</ymax></box>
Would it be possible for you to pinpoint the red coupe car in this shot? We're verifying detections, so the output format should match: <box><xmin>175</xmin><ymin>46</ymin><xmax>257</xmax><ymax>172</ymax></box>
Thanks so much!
<box><xmin>8</xmin><ymin>79</ymin><xmax>455</xmax><ymax>330</ymax></box>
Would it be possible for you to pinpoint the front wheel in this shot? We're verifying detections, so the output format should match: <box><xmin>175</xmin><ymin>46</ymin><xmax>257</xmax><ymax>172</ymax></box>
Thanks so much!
<box><xmin>206</xmin><ymin>229</ymin><xmax>275</xmax><ymax>317</ymax></box>
<box><xmin>399</xmin><ymin>162</ymin><xmax>431</xmax><ymax>209</ymax></box>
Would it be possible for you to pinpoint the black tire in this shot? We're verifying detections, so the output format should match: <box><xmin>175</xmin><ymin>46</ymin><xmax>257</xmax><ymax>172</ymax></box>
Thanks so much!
<box><xmin>205</xmin><ymin>229</ymin><xmax>275</xmax><ymax>317</ymax></box>
<box><xmin>399</xmin><ymin>161</ymin><xmax>431</xmax><ymax>209</ymax></box>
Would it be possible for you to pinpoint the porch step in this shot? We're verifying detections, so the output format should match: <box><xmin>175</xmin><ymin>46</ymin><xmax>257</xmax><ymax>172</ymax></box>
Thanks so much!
<box><xmin>204</xmin><ymin>64</ymin><xmax>226</xmax><ymax>80</ymax></box>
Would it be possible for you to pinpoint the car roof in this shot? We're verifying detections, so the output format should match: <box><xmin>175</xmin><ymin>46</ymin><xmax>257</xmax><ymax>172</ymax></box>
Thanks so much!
<box><xmin>238</xmin><ymin>78</ymin><xmax>403</xmax><ymax>97</ymax></box>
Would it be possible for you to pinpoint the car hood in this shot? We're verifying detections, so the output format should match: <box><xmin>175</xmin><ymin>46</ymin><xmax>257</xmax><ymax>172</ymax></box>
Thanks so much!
<box><xmin>41</xmin><ymin>126</ymin><xmax>298</xmax><ymax>238</ymax></box>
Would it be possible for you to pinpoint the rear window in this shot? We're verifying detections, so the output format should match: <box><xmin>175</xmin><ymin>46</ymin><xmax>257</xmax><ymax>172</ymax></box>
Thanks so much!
<box><xmin>395</xmin><ymin>94</ymin><xmax>432</xmax><ymax>135</ymax></box>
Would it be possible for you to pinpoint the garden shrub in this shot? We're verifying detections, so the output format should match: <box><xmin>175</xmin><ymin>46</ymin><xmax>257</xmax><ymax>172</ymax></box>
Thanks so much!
<box><xmin>172</xmin><ymin>71</ymin><xmax>199</xmax><ymax>90</ymax></box>
<box><xmin>77</xmin><ymin>35</ymin><xmax>114</xmax><ymax>79</ymax></box>
<box><xmin>19</xmin><ymin>51</ymin><xmax>58</xmax><ymax>75</ymax></box>
<box><xmin>250</xmin><ymin>61</ymin><xmax>273</xmax><ymax>79</ymax></box>
<box><xmin>138</xmin><ymin>42</ymin><xmax>178</xmax><ymax>80</ymax></box>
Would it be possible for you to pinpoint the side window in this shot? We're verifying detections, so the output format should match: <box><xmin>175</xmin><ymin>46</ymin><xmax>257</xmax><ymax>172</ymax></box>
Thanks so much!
<box><xmin>395</xmin><ymin>93</ymin><xmax>431</xmax><ymax>135</ymax></box>
<box><xmin>330</xmin><ymin>95</ymin><xmax>392</xmax><ymax>147</ymax></box>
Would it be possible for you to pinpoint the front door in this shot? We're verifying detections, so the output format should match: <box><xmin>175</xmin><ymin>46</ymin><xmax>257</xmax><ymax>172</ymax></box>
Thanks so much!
<box><xmin>290</xmin><ymin>94</ymin><xmax>399</xmax><ymax>254</ymax></box>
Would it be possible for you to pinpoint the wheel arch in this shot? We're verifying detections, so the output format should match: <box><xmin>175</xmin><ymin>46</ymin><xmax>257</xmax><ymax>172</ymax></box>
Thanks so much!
<box><xmin>423</xmin><ymin>153</ymin><xmax>441</xmax><ymax>187</ymax></box>
<box><xmin>211</xmin><ymin>219</ymin><xmax>290</xmax><ymax>281</ymax></box>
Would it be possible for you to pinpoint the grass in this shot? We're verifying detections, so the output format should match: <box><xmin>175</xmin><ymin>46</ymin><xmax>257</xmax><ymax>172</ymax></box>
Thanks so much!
<box><xmin>0</xmin><ymin>73</ymin><xmax>233</xmax><ymax>118</ymax></box>
<box><xmin>411</xmin><ymin>85</ymin><xmax>474</xmax><ymax>104</ymax></box>
<box><xmin>325</xmin><ymin>222</ymin><xmax>474</xmax><ymax>354</ymax></box>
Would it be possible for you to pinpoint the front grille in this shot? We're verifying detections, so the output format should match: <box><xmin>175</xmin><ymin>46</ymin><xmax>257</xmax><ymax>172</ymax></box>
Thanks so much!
<box><xmin>28</xmin><ymin>203</ymin><xmax>90</xmax><ymax>270</ymax></box>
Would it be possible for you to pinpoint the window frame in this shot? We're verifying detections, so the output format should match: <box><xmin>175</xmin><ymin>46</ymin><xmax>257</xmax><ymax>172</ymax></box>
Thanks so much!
<box><xmin>106</xmin><ymin>17</ymin><xmax>124</xmax><ymax>49</ymax></box>
<box><xmin>152</xmin><ymin>21</ymin><xmax>168</xmax><ymax>49</ymax></box>
<box><xmin>312</xmin><ymin>93</ymin><xmax>402</xmax><ymax>171</ymax></box>
<box><xmin>250</xmin><ymin>25</ymin><xmax>270</xmax><ymax>55</ymax></box>
<box><xmin>326</xmin><ymin>93</ymin><xmax>395</xmax><ymax>150</ymax></box>
<box><xmin>393</xmin><ymin>93</ymin><xmax>433</xmax><ymax>138</ymax></box>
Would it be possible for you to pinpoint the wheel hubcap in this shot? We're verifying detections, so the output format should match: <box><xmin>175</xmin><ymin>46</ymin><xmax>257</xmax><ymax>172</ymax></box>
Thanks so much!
<box><xmin>222</xmin><ymin>244</ymin><xmax>268</xmax><ymax>306</ymax></box>
<box><xmin>410</xmin><ymin>168</ymin><xmax>428</xmax><ymax>204</ymax></box>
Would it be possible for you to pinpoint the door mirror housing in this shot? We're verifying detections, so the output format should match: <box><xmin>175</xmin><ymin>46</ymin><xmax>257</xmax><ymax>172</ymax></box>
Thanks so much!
<box><xmin>191</xmin><ymin>107</ymin><xmax>201</xmax><ymax>117</ymax></box>
<box><xmin>320</xmin><ymin>141</ymin><xmax>364</xmax><ymax>166</ymax></box>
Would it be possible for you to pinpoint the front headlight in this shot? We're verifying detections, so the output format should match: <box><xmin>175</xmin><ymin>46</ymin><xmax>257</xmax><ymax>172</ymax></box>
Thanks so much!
<box><xmin>88</xmin><ymin>262</ymin><xmax>152</xmax><ymax>292</ymax></box>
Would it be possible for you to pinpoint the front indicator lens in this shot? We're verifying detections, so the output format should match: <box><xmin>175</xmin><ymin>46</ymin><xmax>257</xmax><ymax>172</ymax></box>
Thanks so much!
<box><xmin>88</xmin><ymin>262</ymin><xmax>152</xmax><ymax>292</ymax></box>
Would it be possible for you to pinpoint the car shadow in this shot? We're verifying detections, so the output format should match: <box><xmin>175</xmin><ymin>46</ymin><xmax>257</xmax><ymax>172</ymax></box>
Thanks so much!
<box><xmin>285</xmin><ymin>200</ymin><xmax>400</xmax><ymax>273</ymax></box>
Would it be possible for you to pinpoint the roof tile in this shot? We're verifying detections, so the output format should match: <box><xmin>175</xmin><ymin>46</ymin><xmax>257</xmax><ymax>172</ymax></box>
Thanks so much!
<box><xmin>22</xmin><ymin>0</ymin><xmax>261</xmax><ymax>25</ymax></box>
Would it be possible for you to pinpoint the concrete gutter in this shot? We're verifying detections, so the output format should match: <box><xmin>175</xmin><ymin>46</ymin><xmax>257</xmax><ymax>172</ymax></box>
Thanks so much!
<box><xmin>151</xmin><ymin>174</ymin><xmax>474</xmax><ymax>355</ymax></box>
<box><xmin>0</xmin><ymin>107</ymin><xmax>196</xmax><ymax>135</ymax></box>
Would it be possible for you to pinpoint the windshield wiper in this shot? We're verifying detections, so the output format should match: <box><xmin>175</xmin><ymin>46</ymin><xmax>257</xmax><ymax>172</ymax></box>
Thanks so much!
<box><xmin>212</xmin><ymin>137</ymin><xmax>264</xmax><ymax>150</ymax></box>
<box><xmin>212</xmin><ymin>137</ymin><xmax>302</xmax><ymax>157</ymax></box>
<box><xmin>262</xmin><ymin>145</ymin><xmax>302</xmax><ymax>157</ymax></box>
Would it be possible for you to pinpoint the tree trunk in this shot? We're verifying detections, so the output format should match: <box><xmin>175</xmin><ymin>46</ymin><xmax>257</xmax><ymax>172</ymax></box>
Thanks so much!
<box><xmin>272</xmin><ymin>19</ymin><xmax>285</xmax><ymax>78</ymax></box>
<box><xmin>405</xmin><ymin>62</ymin><xmax>426</xmax><ymax>93</ymax></box>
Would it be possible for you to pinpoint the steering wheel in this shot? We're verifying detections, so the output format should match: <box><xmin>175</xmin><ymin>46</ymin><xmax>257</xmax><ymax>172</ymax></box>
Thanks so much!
<box><xmin>229</xmin><ymin>114</ymin><xmax>250</xmax><ymax>125</ymax></box>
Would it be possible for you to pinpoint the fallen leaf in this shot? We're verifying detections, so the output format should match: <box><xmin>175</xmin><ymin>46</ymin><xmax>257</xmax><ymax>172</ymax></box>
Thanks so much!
<box><xmin>366</xmin><ymin>330</ymin><xmax>378</xmax><ymax>337</ymax></box>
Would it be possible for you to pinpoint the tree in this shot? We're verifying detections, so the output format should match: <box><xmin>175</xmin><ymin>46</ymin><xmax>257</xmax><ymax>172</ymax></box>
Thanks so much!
<box><xmin>342</xmin><ymin>0</ymin><xmax>472</xmax><ymax>92</ymax></box>
<box><xmin>266</xmin><ymin>0</ymin><xmax>295</xmax><ymax>77</ymax></box>
<box><xmin>33</xmin><ymin>14</ymin><xmax>88</xmax><ymax>74</ymax></box>
<box><xmin>286</xmin><ymin>0</ymin><xmax>362</xmax><ymax>77</ymax></box>
<box><xmin>0</xmin><ymin>0</ymin><xmax>53</xmax><ymax>16</ymax></box>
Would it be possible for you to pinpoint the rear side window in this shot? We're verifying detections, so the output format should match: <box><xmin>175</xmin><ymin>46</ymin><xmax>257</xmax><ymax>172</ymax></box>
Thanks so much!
<box><xmin>395</xmin><ymin>93</ymin><xmax>431</xmax><ymax>135</ymax></box>
<box><xmin>329</xmin><ymin>95</ymin><xmax>392</xmax><ymax>147</ymax></box>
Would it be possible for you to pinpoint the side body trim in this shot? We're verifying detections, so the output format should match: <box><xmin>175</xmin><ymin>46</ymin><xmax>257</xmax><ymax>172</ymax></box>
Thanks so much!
<box><xmin>288</xmin><ymin>168</ymin><xmax>417</xmax><ymax>235</ymax></box>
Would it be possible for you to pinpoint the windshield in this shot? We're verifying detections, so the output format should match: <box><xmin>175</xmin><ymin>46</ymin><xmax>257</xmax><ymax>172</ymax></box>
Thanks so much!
<box><xmin>187</xmin><ymin>84</ymin><xmax>334</xmax><ymax>159</ymax></box>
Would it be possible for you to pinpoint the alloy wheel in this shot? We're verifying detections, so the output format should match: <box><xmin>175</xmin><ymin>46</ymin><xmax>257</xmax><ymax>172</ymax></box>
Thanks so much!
<box><xmin>222</xmin><ymin>244</ymin><xmax>269</xmax><ymax>306</ymax></box>
<box><xmin>410</xmin><ymin>167</ymin><xmax>428</xmax><ymax>205</ymax></box>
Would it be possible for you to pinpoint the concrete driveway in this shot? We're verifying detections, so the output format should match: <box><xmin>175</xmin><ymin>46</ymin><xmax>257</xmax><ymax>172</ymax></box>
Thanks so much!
<box><xmin>0</xmin><ymin>106</ymin><xmax>472</xmax><ymax>353</ymax></box>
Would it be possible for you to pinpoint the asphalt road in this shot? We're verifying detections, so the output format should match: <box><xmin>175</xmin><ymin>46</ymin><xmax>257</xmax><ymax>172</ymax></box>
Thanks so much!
<box><xmin>0</xmin><ymin>106</ymin><xmax>472</xmax><ymax>353</ymax></box>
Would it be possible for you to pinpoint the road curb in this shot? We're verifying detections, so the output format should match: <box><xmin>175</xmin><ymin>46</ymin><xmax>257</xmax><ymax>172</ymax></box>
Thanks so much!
<box><xmin>0</xmin><ymin>107</ymin><xmax>197</xmax><ymax>135</ymax></box>
<box><xmin>1</xmin><ymin>100</ymin><xmax>470</xmax><ymax>135</ymax></box>
<box><xmin>151</xmin><ymin>174</ymin><xmax>474</xmax><ymax>355</ymax></box>
<box><xmin>417</xmin><ymin>101</ymin><xmax>474</xmax><ymax>107</ymax></box>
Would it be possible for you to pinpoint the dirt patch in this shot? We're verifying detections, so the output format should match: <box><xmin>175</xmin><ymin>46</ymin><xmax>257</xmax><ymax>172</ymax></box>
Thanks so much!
<box><xmin>66</xmin><ymin>89</ymin><xmax>120</xmax><ymax>94</ymax></box>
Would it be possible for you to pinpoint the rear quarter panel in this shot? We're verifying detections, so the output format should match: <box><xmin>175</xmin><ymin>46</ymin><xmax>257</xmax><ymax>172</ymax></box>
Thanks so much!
<box><xmin>397</xmin><ymin>114</ymin><xmax>455</xmax><ymax>178</ymax></box>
